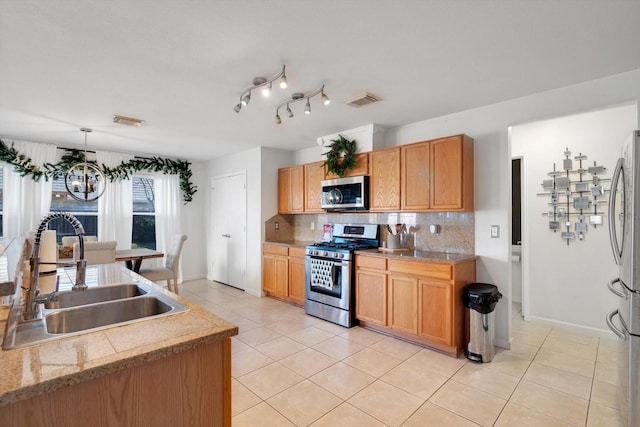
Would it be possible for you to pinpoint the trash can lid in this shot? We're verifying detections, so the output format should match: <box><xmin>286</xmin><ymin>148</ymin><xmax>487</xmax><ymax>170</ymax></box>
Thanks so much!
<box><xmin>462</xmin><ymin>283</ymin><xmax>502</xmax><ymax>314</ymax></box>
<box><xmin>464</xmin><ymin>283</ymin><xmax>500</xmax><ymax>296</ymax></box>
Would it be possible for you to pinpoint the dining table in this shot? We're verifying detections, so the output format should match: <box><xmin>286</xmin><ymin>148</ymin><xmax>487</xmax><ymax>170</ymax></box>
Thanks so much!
<box><xmin>115</xmin><ymin>248</ymin><xmax>164</xmax><ymax>273</ymax></box>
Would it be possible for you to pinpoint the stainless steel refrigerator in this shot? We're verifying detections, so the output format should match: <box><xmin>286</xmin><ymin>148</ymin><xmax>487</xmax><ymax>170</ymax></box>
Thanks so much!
<box><xmin>607</xmin><ymin>130</ymin><xmax>640</xmax><ymax>427</ymax></box>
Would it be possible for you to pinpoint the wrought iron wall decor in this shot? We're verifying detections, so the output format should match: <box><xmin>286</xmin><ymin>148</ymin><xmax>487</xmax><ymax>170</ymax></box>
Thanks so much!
<box><xmin>538</xmin><ymin>148</ymin><xmax>609</xmax><ymax>245</ymax></box>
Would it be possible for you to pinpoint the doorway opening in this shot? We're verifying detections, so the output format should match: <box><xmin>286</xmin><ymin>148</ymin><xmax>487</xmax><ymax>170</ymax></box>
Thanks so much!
<box><xmin>511</xmin><ymin>157</ymin><xmax>523</xmax><ymax>319</ymax></box>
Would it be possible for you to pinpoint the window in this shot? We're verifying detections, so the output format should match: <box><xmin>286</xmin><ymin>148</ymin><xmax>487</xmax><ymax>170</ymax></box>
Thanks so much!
<box><xmin>132</xmin><ymin>176</ymin><xmax>155</xmax><ymax>249</ymax></box>
<box><xmin>50</xmin><ymin>175</ymin><xmax>98</xmax><ymax>244</ymax></box>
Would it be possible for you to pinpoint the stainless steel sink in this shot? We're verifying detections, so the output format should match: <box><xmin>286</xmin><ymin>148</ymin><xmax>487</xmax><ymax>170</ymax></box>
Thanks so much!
<box><xmin>46</xmin><ymin>296</ymin><xmax>172</xmax><ymax>334</ymax></box>
<box><xmin>44</xmin><ymin>283</ymin><xmax>147</xmax><ymax>309</ymax></box>
<box><xmin>2</xmin><ymin>279</ymin><xmax>188</xmax><ymax>349</ymax></box>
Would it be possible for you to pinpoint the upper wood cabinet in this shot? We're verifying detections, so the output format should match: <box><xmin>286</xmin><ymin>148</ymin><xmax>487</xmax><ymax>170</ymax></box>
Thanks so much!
<box><xmin>277</xmin><ymin>133</ymin><xmax>473</xmax><ymax>215</ymax></box>
<box><xmin>401</xmin><ymin>141</ymin><xmax>430</xmax><ymax>210</ymax></box>
<box><xmin>430</xmin><ymin>135</ymin><xmax>474</xmax><ymax>211</ymax></box>
<box><xmin>304</xmin><ymin>161</ymin><xmax>325</xmax><ymax>213</ymax></box>
<box><xmin>402</xmin><ymin>134</ymin><xmax>474</xmax><ymax>212</ymax></box>
<box><xmin>278</xmin><ymin>165</ymin><xmax>304</xmax><ymax>214</ymax></box>
<box><xmin>324</xmin><ymin>153</ymin><xmax>369</xmax><ymax>179</ymax></box>
<box><xmin>370</xmin><ymin>147</ymin><xmax>401</xmax><ymax>211</ymax></box>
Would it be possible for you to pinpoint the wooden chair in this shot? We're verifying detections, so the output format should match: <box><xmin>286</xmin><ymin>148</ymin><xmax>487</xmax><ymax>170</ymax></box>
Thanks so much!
<box><xmin>62</xmin><ymin>235</ymin><xmax>97</xmax><ymax>246</ymax></box>
<box><xmin>73</xmin><ymin>241</ymin><xmax>117</xmax><ymax>265</ymax></box>
<box><xmin>139</xmin><ymin>235</ymin><xmax>187</xmax><ymax>294</ymax></box>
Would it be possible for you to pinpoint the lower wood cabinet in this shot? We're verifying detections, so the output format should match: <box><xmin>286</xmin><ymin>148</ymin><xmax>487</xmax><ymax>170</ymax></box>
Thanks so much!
<box><xmin>388</xmin><ymin>275</ymin><xmax>418</xmax><ymax>335</ymax></box>
<box><xmin>418</xmin><ymin>279</ymin><xmax>452</xmax><ymax>345</ymax></box>
<box><xmin>355</xmin><ymin>254</ymin><xmax>387</xmax><ymax>326</ymax></box>
<box><xmin>288</xmin><ymin>248</ymin><xmax>306</xmax><ymax>306</ymax></box>
<box><xmin>262</xmin><ymin>244</ymin><xmax>306</xmax><ymax>307</ymax></box>
<box><xmin>262</xmin><ymin>245</ymin><xmax>288</xmax><ymax>298</ymax></box>
<box><xmin>356</xmin><ymin>253</ymin><xmax>476</xmax><ymax>356</ymax></box>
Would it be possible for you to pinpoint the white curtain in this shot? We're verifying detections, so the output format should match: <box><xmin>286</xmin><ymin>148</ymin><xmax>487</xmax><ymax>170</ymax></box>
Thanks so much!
<box><xmin>154</xmin><ymin>173</ymin><xmax>183</xmax><ymax>282</ymax></box>
<box><xmin>97</xmin><ymin>150</ymin><xmax>134</xmax><ymax>249</ymax></box>
<box><xmin>2</xmin><ymin>140</ymin><xmax>58</xmax><ymax>238</ymax></box>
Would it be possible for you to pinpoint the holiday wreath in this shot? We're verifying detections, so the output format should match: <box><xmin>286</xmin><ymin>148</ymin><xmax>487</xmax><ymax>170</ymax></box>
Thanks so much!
<box><xmin>323</xmin><ymin>135</ymin><xmax>357</xmax><ymax>178</ymax></box>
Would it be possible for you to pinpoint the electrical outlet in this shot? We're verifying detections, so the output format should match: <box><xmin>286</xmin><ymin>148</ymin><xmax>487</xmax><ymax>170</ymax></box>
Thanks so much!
<box><xmin>274</xmin><ymin>221</ymin><xmax>279</xmax><ymax>230</ymax></box>
<box><xmin>491</xmin><ymin>225</ymin><xmax>499</xmax><ymax>238</ymax></box>
<box><xmin>310</xmin><ymin>221</ymin><xmax>315</xmax><ymax>230</ymax></box>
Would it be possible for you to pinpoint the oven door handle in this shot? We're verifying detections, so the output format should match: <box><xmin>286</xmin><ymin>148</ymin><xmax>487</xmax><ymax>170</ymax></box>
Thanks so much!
<box><xmin>308</xmin><ymin>257</ymin><xmax>350</xmax><ymax>267</ymax></box>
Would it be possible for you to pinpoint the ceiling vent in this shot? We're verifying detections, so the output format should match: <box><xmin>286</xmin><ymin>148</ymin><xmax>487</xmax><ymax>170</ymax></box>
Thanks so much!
<box><xmin>345</xmin><ymin>92</ymin><xmax>382</xmax><ymax>108</ymax></box>
<box><xmin>113</xmin><ymin>114</ymin><xmax>145</xmax><ymax>127</ymax></box>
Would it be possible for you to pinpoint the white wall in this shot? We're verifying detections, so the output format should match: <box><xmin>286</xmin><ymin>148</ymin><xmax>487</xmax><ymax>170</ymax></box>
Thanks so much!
<box><xmin>384</xmin><ymin>68</ymin><xmax>640</xmax><ymax>347</ymax></box>
<box><xmin>512</xmin><ymin>104</ymin><xmax>637</xmax><ymax>331</ymax></box>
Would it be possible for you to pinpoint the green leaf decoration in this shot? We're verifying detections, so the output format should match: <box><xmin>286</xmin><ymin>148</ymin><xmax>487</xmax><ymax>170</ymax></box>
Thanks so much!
<box><xmin>0</xmin><ymin>139</ymin><xmax>198</xmax><ymax>203</ymax></box>
<box><xmin>322</xmin><ymin>134</ymin><xmax>357</xmax><ymax>178</ymax></box>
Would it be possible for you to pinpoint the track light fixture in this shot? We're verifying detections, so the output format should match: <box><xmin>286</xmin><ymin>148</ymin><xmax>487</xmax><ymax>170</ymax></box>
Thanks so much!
<box><xmin>234</xmin><ymin>65</ymin><xmax>287</xmax><ymax>113</ymax></box>
<box><xmin>274</xmin><ymin>85</ymin><xmax>330</xmax><ymax>124</ymax></box>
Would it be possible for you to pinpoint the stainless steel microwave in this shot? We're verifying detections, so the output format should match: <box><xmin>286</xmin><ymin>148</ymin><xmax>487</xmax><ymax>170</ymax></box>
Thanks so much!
<box><xmin>321</xmin><ymin>176</ymin><xmax>369</xmax><ymax>211</ymax></box>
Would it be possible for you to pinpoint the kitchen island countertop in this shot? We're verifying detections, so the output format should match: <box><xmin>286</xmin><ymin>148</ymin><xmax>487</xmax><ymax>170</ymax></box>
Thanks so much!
<box><xmin>0</xmin><ymin>263</ymin><xmax>238</xmax><ymax>407</ymax></box>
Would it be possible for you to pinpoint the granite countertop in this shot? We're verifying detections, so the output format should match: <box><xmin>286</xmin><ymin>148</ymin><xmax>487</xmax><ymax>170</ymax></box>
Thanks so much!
<box><xmin>355</xmin><ymin>248</ymin><xmax>477</xmax><ymax>264</ymax></box>
<box><xmin>263</xmin><ymin>240</ymin><xmax>315</xmax><ymax>249</ymax></box>
<box><xmin>0</xmin><ymin>264</ymin><xmax>238</xmax><ymax>407</ymax></box>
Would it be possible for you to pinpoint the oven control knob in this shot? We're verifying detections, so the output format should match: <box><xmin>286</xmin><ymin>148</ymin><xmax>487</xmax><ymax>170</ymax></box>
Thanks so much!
<box><xmin>338</xmin><ymin>253</ymin><xmax>344</xmax><ymax>259</ymax></box>
<box><xmin>322</xmin><ymin>251</ymin><xmax>328</xmax><ymax>257</ymax></box>
<box><xmin>314</xmin><ymin>250</ymin><xmax>319</xmax><ymax>256</ymax></box>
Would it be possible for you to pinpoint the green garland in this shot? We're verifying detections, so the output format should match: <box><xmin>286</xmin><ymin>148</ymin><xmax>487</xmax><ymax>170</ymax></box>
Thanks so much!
<box><xmin>323</xmin><ymin>135</ymin><xmax>357</xmax><ymax>178</ymax></box>
<box><xmin>0</xmin><ymin>138</ymin><xmax>197</xmax><ymax>203</ymax></box>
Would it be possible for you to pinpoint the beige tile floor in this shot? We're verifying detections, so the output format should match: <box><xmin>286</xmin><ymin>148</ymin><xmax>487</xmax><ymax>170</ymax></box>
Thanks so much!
<box><xmin>180</xmin><ymin>280</ymin><xmax>627</xmax><ymax>427</ymax></box>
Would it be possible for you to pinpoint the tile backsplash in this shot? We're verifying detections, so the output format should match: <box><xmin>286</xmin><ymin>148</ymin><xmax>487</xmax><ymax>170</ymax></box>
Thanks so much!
<box><xmin>265</xmin><ymin>212</ymin><xmax>474</xmax><ymax>254</ymax></box>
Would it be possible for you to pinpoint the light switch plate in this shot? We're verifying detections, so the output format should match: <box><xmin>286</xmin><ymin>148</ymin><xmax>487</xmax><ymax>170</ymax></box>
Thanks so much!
<box><xmin>491</xmin><ymin>225</ymin><xmax>500</xmax><ymax>238</ymax></box>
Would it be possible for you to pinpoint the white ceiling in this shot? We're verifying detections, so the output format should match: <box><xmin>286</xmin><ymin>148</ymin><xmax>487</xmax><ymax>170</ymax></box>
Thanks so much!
<box><xmin>1</xmin><ymin>0</ymin><xmax>639</xmax><ymax>161</ymax></box>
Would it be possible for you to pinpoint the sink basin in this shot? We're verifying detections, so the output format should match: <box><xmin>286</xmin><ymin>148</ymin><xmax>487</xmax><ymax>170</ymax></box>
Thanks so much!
<box><xmin>2</xmin><ymin>277</ymin><xmax>189</xmax><ymax>349</ymax></box>
<box><xmin>46</xmin><ymin>296</ymin><xmax>172</xmax><ymax>334</ymax></box>
<box><xmin>44</xmin><ymin>283</ymin><xmax>147</xmax><ymax>309</ymax></box>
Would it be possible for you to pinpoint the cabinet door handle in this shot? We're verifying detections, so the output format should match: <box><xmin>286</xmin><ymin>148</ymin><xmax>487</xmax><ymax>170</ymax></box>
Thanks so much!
<box><xmin>221</xmin><ymin>234</ymin><xmax>231</xmax><ymax>238</ymax></box>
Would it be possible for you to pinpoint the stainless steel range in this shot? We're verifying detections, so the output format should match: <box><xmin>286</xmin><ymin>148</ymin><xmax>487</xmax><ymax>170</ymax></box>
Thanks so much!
<box><xmin>305</xmin><ymin>223</ymin><xmax>379</xmax><ymax>327</ymax></box>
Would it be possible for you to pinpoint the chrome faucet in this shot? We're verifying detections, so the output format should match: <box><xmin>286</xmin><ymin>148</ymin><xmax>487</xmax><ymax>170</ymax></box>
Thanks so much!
<box><xmin>23</xmin><ymin>212</ymin><xmax>87</xmax><ymax>321</ymax></box>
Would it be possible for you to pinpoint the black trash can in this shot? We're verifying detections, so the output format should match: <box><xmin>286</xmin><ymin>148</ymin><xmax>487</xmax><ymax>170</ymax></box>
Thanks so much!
<box><xmin>463</xmin><ymin>283</ymin><xmax>502</xmax><ymax>363</ymax></box>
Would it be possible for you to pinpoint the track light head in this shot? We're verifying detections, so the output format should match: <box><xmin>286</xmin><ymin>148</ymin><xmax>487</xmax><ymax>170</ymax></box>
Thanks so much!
<box><xmin>322</xmin><ymin>91</ymin><xmax>331</xmax><ymax>106</ymax></box>
<box><xmin>262</xmin><ymin>82</ymin><xmax>272</xmax><ymax>97</ymax></box>
<box><xmin>304</xmin><ymin>99</ymin><xmax>311</xmax><ymax>115</ymax></box>
<box><xmin>275</xmin><ymin>113</ymin><xmax>281</xmax><ymax>124</ymax></box>
<box><xmin>234</xmin><ymin>104</ymin><xmax>242</xmax><ymax>113</ymax></box>
<box><xmin>286</xmin><ymin>104</ymin><xmax>294</xmax><ymax>118</ymax></box>
<box><xmin>280</xmin><ymin>73</ymin><xmax>288</xmax><ymax>89</ymax></box>
<box><xmin>241</xmin><ymin>92</ymin><xmax>251</xmax><ymax>106</ymax></box>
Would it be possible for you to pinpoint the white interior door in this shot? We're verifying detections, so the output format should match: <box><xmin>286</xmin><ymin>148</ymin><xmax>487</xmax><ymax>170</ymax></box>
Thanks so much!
<box><xmin>211</xmin><ymin>173</ymin><xmax>246</xmax><ymax>289</ymax></box>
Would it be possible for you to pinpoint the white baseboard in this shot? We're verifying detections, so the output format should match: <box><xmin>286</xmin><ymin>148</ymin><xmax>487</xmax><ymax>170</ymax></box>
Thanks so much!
<box><xmin>526</xmin><ymin>315</ymin><xmax>616</xmax><ymax>339</ymax></box>
<box><xmin>495</xmin><ymin>338</ymin><xmax>510</xmax><ymax>349</ymax></box>
<box><xmin>183</xmin><ymin>273</ymin><xmax>206</xmax><ymax>282</ymax></box>
<box><xmin>245</xmin><ymin>288</ymin><xmax>264</xmax><ymax>298</ymax></box>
